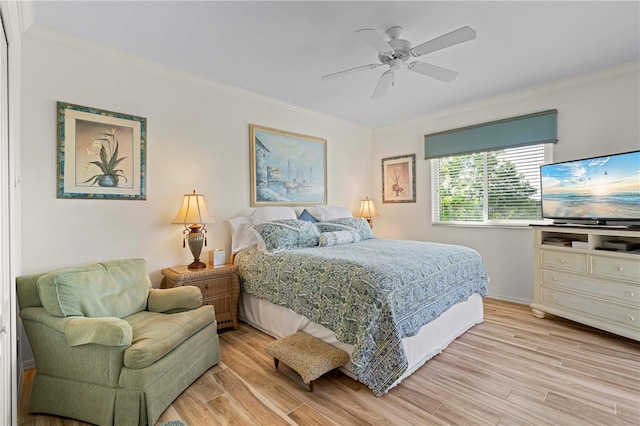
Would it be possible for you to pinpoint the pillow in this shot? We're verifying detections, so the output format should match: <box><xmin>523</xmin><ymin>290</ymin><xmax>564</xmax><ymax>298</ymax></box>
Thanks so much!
<box><xmin>37</xmin><ymin>258</ymin><xmax>151</xmax><ymax>318</ymax></box>
<box><xmin>315</xmin><ymin>205</ymin><xmax>353</xmax><ymax>221</ymax></box>
<box><xmin>298</xmin><ymin>208</ymin><xmax>319</xmax><ymax>223</ymax></box>
<box><xmin>253</xmin><ymin>219</ymin><xmax>320</xmax><ymax>254</ymax></box>
<box><xmin>316</xmin><ymin>217</ymin><xmax>376</xmax><ymax>240</ymax></box>
<box><xmin>228</xmin><ymin>216</ymin><xmax>259</xmax><ymax>253</ymax></box>
<box><xmin>251</xmin><ymin>207</ymin><xmax>297</xmax><ymax>225</ymax></box>
<box><xmin>318</xmin><ymin>230</ymin><xmax>361</xmax><ymax>247</ymax></box>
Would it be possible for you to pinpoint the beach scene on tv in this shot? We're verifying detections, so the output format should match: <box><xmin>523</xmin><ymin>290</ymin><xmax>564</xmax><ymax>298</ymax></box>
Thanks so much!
<box><xmin>541</xmin><ymin>151</ymin><xmax>640</xmax><ymax>220</ymax></box>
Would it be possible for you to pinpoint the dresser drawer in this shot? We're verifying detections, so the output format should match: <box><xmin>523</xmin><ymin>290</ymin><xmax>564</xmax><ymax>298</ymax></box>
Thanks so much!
<box><xmin>541</xmin><ymin>287</ymin><xmax>639</xmax><ymax>330</ymax></box>
<box><xmin>540</xmin><ymin>250</ymin><xmax>587</xmax><ymax>273</ymax></box>
<box><xmin>541</xmin><ymin>268</ymin><xmax>640</xmax><ymax>305</ymax></box>
<box><xmin>591</xmin><ymin>256</ymin><xmax>640</xmax><ymax>282</ymax></box>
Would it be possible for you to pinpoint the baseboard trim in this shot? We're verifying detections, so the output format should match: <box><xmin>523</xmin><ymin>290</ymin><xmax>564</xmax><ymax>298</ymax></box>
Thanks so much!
<box><xmin>485</xmin><ymin>293</ymin><xmax>532</xmax><ymax>306</ymax></box>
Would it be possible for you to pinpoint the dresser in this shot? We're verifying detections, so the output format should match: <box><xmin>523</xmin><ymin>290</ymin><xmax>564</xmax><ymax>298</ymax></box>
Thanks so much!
<box><xmin>531</xmin><ymin>225</ymin><xmax>640</xmax><ymax>341</ymax></box>
<box><xmin>161</xmin><ymin>264</ymin><xmax>240</xmax><ymax>330</ymax></box>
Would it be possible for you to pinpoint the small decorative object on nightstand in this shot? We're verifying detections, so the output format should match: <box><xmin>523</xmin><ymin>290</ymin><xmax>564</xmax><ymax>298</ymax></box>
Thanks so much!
<box><xmin>161</xmin><ymin>263</ymin><xmax>240</xmax><ymax>330</ymax></box>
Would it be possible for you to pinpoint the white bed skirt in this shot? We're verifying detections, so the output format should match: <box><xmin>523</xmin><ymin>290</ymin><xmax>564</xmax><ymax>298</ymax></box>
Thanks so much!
<box><xmin>239</xmin><ymin>292</ymin><xmax>484</xmax><ymax>391</ymax></box>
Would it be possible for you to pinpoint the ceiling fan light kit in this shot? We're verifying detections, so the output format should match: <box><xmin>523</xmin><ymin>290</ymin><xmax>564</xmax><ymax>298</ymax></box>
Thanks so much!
<box><xmin>322</xmin><ymin>25</ymin><xmax>477</xmax><ymax>99</ymax></box>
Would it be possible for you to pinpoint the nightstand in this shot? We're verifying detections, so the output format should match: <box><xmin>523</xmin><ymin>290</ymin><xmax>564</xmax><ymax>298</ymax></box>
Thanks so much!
<box><xmin>161</xmin><ymin>264</ymin><xmax>240</xmax><ymax>330</ymax></box>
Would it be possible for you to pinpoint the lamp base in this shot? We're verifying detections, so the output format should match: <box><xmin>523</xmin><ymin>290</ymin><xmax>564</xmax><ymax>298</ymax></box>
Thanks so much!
<box><xmin>188</xmin><ymin>260</ymin><xmax>207</xmax><ymax>269</ymax></box>
<box><xmin>186</xmin><ymin>224</ymin><xmax>207</xmax><ymax>269</ymax></box>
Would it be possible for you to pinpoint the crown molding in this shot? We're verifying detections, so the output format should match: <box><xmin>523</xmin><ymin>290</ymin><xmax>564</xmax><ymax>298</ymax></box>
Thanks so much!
<box><xmin>22</xmin><ymin>23</ymin><xmax>368</xmax><ymax>131</ymax></box>
<box><xmin>16</xmin><ymin>0</ymin><xmax>33</xmax><ymax>34</ymax></box>
<box><xmin>377</xmin><ymin>60</ymin><xmax>640</xmax><ymax>132</ymax></box>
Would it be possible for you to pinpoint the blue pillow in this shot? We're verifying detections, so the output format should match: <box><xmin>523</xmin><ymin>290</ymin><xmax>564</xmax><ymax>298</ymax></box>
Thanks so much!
<box><xmin>298</xmin><ymin>209</ymin><xmax>319</xmax><ymax>223</ymax></box>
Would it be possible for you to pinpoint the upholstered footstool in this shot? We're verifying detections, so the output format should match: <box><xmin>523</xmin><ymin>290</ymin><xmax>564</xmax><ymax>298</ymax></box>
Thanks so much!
<box><xmin>265</xmin><ymin>331</ymin><xmax>350</xmax><ymax>392</ymax></box>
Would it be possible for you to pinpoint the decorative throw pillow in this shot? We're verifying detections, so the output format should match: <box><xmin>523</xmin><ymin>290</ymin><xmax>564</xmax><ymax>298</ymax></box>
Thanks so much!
<box><xmin>298</xmin><ymin>208</ymin><xmax>319</xmax><ymax>223</ymax></box>
<box><xmin>253</xmin><ymin>219</ymin><xmax>320</xmax><ymax>254</ymax></box>
<box><xmin>318</xmin><ymin>230</ymin><xmax>361</xmax><ymax>247</ymax></box>
<box><xmin>316</xmin><ymin>217</ymin><xmax>376</xmax><ymax>240</ymax></box>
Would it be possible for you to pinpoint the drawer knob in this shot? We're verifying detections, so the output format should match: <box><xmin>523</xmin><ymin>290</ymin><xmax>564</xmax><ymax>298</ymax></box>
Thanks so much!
<box><xmin>626</xmin><ymin>292</ymin><xmax>635</xmax><ymax>297</ymax></box>
<box><xmin>617</xmin><ymin>266</ymin><xmax>623</xmax><ymax>272</ymax></box>
<box><xmin>552</xmin><ymin>296</ymin><xmax>558</xmax><ymax>301</ymax></box>
<box><xmin>205</xmin><ymin>283</ymin><xmax>211</xmax><ymax>289</ymax></box>
<box><xmin>552</xmin><ymin>276</ymin><xmax>558</xmax><ymax>281</ymax></box>
<box><xmin>560</xmin><ymin>258</ymin><xmax>566</xmax><ymax>263</ymax></box>
<box><xmin>626</xmin><ymin>316</ymin><xmax>635</xmax><ymax>322</ymax></box>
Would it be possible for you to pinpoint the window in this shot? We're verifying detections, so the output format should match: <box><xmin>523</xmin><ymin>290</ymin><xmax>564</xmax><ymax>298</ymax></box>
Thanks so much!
<box><xmin>431</xmin><ymin>144</ymin><xmax>550</xmax><ymax>225</ymax></box>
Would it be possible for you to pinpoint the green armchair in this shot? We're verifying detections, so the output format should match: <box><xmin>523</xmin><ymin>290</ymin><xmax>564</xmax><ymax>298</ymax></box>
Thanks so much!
<box><xmin>17</xmin><ymin>258</ymin><xmax>221</xmax><ymax>426</ymax></box>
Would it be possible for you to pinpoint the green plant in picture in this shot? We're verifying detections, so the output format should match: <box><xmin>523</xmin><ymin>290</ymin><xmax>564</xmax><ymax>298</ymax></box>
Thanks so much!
<box><xmin>83</xmin><ymin>128</ymin><xmax>128</xmax><ymax>187</ymax></box>
<box><xmin>390</xmin><ymin>166</ymin><xmax>406</xmax><ymax>196</ymax></box>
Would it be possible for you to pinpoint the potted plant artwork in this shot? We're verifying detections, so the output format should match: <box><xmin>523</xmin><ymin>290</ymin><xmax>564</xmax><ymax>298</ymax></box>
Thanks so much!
<box><xmin>83</xmin><ymin>128</ymin><xmax>128</xmax><ymax>187</ymax></box>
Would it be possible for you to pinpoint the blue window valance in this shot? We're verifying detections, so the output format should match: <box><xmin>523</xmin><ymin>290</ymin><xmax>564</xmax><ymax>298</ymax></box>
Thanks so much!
<box><xmin>424</xmin><ymin>109</ymin><xmax>557</xmax><ymax>159</ymax></box>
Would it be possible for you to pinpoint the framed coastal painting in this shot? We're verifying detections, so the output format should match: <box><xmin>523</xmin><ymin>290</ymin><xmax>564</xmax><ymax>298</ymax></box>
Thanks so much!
<box><xmin>56</xmin><ymin>102</ymin><xmax>147</xmax><ymax>200</ymax></box>
<box><xmin>250</xmin><ymin>124</ymin><xmax>327</xmax><ymax>206</ymax></box>
<box><xmin>382</xmin><ymin>154</ymin><xmax>416</xmax><ymax>203</ymax></box>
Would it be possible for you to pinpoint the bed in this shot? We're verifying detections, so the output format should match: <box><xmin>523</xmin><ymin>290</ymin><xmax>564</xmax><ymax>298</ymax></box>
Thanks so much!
<box><xmin>230</xmin><ymin>207</ymin><xmax>489</xmax><ymax>396</ymax></box>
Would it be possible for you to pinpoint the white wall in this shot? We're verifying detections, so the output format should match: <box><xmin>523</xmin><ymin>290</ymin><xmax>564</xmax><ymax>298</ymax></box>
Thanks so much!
<box><xmin>20</xmin><ymin>27</ymin><xmax>372</xmax><ymax>283</ymax></box>
<box><xmin>371</xmin><ymin>62</ymin><xmax>640</xmax><ymax>303</ymax></box>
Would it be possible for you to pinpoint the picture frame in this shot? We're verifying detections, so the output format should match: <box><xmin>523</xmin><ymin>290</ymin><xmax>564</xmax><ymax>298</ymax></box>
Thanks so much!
<box><xmin>56</xmin><ymin>101</ymin><xmax>147</xmax><ymax>200</ymax></box>
<box><xmin>250</xmin><ymin>124</ymin><xmax>327</xmax><ymax>206</ymax></box>
<box><xmin>382</xmin><ymin>154</ymin><xmax>416</xmax><ymax>203</ymax></box>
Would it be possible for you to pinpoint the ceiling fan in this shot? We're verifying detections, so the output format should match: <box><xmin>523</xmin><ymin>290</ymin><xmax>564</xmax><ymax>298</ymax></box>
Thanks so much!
<box><xmin>321</xmin><ymin>25</ymin><xmax>477</xmax><ymax>99</ymax></box>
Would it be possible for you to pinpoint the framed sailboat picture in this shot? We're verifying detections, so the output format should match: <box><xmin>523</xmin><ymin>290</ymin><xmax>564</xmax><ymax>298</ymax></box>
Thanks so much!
<box><xmin>250</xmin><ymin>124</ymin><xmax>327</xmax><ymax>206</ymax></box>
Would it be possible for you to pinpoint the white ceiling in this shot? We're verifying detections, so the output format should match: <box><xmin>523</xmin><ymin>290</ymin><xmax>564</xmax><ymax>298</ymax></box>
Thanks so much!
<box><xmin>30</xmin><ymin>1</ymin><xmax>640</xmax><ymax>128</ymax></box>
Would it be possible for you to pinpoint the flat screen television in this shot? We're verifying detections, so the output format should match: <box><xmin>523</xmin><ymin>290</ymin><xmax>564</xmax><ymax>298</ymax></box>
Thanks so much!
<box><xmin>540</xmin><ymin>150</ymin><xmax>640</xmax><ymax>225</ymax></box>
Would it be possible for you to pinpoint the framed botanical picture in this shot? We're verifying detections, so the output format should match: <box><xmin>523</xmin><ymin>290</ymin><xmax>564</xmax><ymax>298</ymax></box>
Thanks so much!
<box><xmin>382</xmin><ymin>154</ymin><xmax>416</xmax><ymax>203</ymax></box>
<box><xmin>250</xmin><ymin>124</ymin><xmax>327</xmax><ymax>206</ymax></box>
<box><xmin>57</xmin><ymin>102</ymin><xmax>147</xmax><ymax>200</ymax></box>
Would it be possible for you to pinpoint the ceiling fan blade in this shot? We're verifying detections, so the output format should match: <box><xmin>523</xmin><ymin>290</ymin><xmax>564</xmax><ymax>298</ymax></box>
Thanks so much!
<box><xmin>372</xmin><ymin>70</ymin><xmax>393</xmax><ymax>99</ymax></box>
<box><xmin>408</xmin><ymin>61</ymin><xmax>459</xmax><ymax>82</ymax></box>
<box><xmin>321</xmin><ymin>63</ymin><xmax>382</xmax><ymax>81</ymax></box>
<box><xmin>411</xmin><ymin>26</ymin><xmax>476</xmax><ymax>57</ymax></box>
<box><xmin>356</xmin><ymin>28</ymin><xmax>393</xmax><ymax>55</ymax></box>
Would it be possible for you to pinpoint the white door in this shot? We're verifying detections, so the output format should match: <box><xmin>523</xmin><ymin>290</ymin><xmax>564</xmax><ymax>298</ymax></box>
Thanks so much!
<box><xmin>0</xmin><ymin>12</ymin><xmax>11</xmax><ymax>425</ymax></box>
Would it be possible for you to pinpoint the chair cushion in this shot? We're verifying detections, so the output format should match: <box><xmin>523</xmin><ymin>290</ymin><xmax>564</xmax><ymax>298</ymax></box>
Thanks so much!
<box><xmin>37</xmin><ymin>259</ymin><xmax>151</xmax><ymax>318</ymax></box>
<box><xmin>123</xmin><ymin>305</ymin><xmax>216</xmax><ymax>369</ymax></box>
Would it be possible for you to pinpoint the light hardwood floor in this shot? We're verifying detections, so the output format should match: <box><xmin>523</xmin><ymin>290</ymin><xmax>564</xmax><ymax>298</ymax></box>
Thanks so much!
<box><xmin>19</xmin><ymin>298</ymin><xmax>640</xmax><ymax>425</ymax></box>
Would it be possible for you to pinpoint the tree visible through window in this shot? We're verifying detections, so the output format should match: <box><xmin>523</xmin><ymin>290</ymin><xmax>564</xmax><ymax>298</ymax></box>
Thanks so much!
<box><xmin>432</xmin><ymin>145</ymin><xmax>546</xmax><ymax>224</ymax></box>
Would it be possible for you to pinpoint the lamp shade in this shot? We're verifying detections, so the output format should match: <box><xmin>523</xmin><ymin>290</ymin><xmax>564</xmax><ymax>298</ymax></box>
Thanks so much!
<box><xmin>356</xmin><ymin>197</ymin><xmax>380</xmax><ymax>219</ymax></box>
<box><xmin>172</xmin><ymin>190</ymin><xmax>215</xmax><ymax>225</ymax></box>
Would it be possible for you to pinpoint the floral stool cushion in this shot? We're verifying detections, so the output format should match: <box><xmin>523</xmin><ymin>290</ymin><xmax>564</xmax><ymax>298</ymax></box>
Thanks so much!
<box><xmin>265</xmin><ymin>331</ymin><xmax>350</xmax><ymax>392</ymax></box>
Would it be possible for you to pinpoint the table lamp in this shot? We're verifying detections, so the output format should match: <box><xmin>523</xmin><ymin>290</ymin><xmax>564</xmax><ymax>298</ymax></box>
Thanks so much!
<box><xmin>172</xmin><ymin>190</ymin><xmax>215</xmax><ymax>269</ymax></box>
<box><xmin>356</xmin><ymin>197</ymin><xmax>380</xmax><ymax>227</ymax></box>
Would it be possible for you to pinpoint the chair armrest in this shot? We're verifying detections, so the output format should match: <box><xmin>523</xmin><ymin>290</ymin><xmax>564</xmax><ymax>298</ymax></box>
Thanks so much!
<box><xmin>147</xmin><ymin>286</ymin><xmax>202</xmax><ymax>313</ymax></box>
<box><xmin>64</xmin><ymin>317</ymin><xmax>132</xmax><ymax>347</ymax></box>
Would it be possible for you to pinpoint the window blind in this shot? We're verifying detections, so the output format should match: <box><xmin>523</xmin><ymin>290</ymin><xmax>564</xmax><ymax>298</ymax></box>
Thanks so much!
<box><xmin>424</xmin><ymin>109</ymin><xmax>557</xmax><ymax>160</ymax></box>
<box><xmin>432</xmin><ymin>144</ymin><xmax>546</xmax><ymax>223</ymax></box>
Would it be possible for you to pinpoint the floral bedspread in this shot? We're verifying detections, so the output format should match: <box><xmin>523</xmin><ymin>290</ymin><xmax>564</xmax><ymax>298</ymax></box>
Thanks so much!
<box><xmin>235</xmin><ymin>238</ymin><xmax>488</xmax><ymax>396</ymax></box>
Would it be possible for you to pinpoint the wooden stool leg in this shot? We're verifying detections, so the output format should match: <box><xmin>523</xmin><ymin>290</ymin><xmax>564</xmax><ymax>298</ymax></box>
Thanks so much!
<box><xmin>309</xmin><ymin>381</ymin><xmax>314</xmax><ymax>392</ymax></box>
<box><xmin>274</xmin><ymin>358</ymin><xmax>279</xmax><ymax>369</ymax></box>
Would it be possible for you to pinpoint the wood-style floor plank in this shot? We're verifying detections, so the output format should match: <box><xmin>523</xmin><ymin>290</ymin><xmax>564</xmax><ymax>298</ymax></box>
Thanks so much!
<box><xmin>19</xmin><ymin>298</ymin><xmax>640</xmax><ymax>425</ymax></box>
